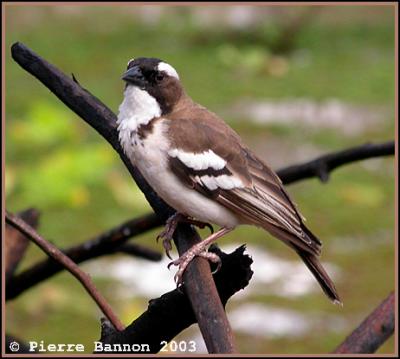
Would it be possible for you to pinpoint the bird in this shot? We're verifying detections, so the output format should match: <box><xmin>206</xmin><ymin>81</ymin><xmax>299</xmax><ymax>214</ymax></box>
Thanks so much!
<box><xmin>117</xmin><ymin>57</ymin><xmax>341</xmax><ymax>305</ymax></box>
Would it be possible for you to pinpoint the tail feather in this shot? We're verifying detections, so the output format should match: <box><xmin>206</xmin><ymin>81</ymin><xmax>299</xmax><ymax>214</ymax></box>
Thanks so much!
<box><xmin>298</xmin><ymin>251</ymin><xmax>342</xmax><ymax>305</ymax></box>
<box><xmin>259</xmin><ymin>222</ymin><xmax>341</xmax><ymax>304</ymax></box>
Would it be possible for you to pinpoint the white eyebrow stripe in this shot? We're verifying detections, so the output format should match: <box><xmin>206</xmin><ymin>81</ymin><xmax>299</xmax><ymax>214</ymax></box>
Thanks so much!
<box><xmin>127</xmin><ymin>58</ymin><xmax>135</xmax><ymax>67</ymax></box>
<box><xmin>169</xmin><ymin>149</ymin><xmax>226</xmax><ymax>171</ymax></box>
<box><xmin>158</xmin><ymin>62</ymin><xmax>180</xmax><ymax>79</ymax></box>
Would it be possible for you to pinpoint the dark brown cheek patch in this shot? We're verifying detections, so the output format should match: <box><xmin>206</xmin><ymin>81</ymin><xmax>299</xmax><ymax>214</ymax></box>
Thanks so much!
<box><xmin>148</xmin><ymin>78</ymin><xmax>183</xmax><ymax>116</ymax></box>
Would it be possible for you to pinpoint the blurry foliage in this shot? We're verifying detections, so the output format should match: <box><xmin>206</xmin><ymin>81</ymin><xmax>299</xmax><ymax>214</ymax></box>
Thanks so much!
<box><xmin>216</xmin><ymin>44</ymin><xmax>290</xmax><ymax>78</ymax></box>
<box><xmin>9</xmin><ymin>101</ymin><xmax>76</xmax><ymax>149</ymax></box>
<box><xmin>7</xmin><ymin>101</ymin><xmax>115</xmax><ymax>208</ymax></box>
<box><xmin>5</xmin><ymin>4</ymin><xmax>395</xmax><ymax>355</ymax></box>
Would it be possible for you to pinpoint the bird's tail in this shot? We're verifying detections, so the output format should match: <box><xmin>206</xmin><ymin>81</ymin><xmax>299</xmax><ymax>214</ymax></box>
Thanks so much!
<box><xmin>298</xmin><ymin>223</ymin><xmax>342</xmax><ymax>305</ymax></box>
<box><xmin>297</xmin><ymin>250</ymin><xmax>342</xmax><ymax>305</ymax></box>
<box><xmin>260</xmin><ymin>222</ymin><xmax>342</xmax><ymax>304</ymax></box>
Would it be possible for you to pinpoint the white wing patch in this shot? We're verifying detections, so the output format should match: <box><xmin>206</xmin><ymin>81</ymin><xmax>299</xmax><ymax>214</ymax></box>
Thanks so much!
<box><xmin>169</xmin><ymin>149</ymin><xmax>226</xmax><ymax>171</ymax></box>
<box><xmin>198</xmin><ymin>174</ymin><xmax>244</xmax><ymax>190</ymax></box>
<box><xmin>158</xmin><ymin>62</ymin><xmax>180</xmax><ymax>79</ymax></box>
<box><xmin>169</xmin><ymin>148</ymin><xmax>244</xmax><ymax>191</ymax></box>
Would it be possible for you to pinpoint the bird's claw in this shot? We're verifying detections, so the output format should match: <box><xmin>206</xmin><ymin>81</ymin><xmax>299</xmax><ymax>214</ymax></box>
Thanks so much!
<box><xmin>163</xmin><ymin>238</ymin><xmax>173</xmax><ymax>260</ymax></box>
<box><xmin>203</xmin><ymin>222</ymin><xmax>214</xmax><ymax>234</ymax></box>
<box><xmin>209</xmin><ymin>254</ymin><xmax>222</xmax><ymax>274</ymax></box>
<box><xmin>168</xmin><ymin>254</ymin><xmax>194</xmax><ymax>286</ymax></box>
<box><xmin>186</xmin><ymin>219</ymin><xmax>214</xmax><ymax>234</ymax></box>
<box><xmin>156</xmin><ymin>229</ymin><xmax>174</xmax><ymax>259</ymax></box>
<box><xmin>156</xmin><ymin>214</ymin><xmax>180</xmax><ymax>258</ymax></box>
<box><xmin>167</xmin><ymin>259</ymin><xmax>176</xmax><ymax>271</ymax></box>
<box><xmin>156</xmin><ymin>213</ymin><xmax>214</xmax><ymax>260</ymax></box>
<box><xmin>167</xmin><ymin>246</ymin><xmax>222</xmax><ymax>285</ymax></box>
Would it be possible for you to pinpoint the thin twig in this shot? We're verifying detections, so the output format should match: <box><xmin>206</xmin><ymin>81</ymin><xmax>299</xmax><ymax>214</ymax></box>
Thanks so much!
<box><xmin>277</xmin><ymin>141</ymin><xmax>395</xmax><ymax>184</ymax></box>
<box><xmin>333</xmin><ymin>292</ymin><xmax>395</xmax><ymax>354</ymax></box>
<box><xmin>6</xmin><ymin>213</ymin><xmax>162</xmax><ymax>300</ymax></box>
<box><xmin>11</xmin><ymin>41</ymin><xmax>235</xmax><ymax>353</ymax></box>
<box><xmin>5</xmin><ymin>211</ymin><xmax>125</xmax><ymax>332</ymax></box>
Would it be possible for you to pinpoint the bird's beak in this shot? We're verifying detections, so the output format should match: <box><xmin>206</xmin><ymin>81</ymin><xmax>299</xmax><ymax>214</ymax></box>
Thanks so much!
<box><xmin>122</xmin><ymin>65</ymin><xmax>145</xmax><ymax>86</ymax></box>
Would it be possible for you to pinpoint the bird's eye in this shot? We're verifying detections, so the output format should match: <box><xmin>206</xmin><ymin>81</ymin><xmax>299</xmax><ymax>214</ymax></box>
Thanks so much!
<box><xmin>155</xmin><ymin>73</ymin><xmax>164</xmax><ymax>82</ymax></box>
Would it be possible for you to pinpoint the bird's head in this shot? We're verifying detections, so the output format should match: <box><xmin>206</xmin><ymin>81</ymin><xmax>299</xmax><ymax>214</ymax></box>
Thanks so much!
<box><xmin>121</xmin><ymin>57</ymin><xmax>183</xmax><ymax>115</ymax></box>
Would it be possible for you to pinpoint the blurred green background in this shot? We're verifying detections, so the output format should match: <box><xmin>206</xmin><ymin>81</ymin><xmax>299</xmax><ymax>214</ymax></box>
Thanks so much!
<box><xmin>5</xmin><ymin>4</ymin><xmax>395</xmax><ymax>355</ymax></box>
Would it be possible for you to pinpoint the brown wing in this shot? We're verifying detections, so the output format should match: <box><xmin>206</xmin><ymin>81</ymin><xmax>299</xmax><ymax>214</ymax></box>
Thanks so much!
<box><xmin>221</xmin><ymin>149</ymin><xmax>322</xmax><ymax>253</ymax></box>
<box><xmin>167</xmin><ymin>116</ymin><xmax>321</xmax><ymax>256</ymax></box>
<box><xmin>168</xmin><ymin>114</ymin><xmax>340</xmax><ymax>303</ymax></box>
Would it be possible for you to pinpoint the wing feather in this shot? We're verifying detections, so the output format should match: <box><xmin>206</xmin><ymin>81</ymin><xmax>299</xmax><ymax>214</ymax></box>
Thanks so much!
<box><xmin>166</xmin><ymin>116</ymin><xmax>341</xmax><ymax>302</ymax></box>
<box><xmin>167</xmin><ymin>117</ymin><xmax>321</xmax><ymax>255</ymax></box>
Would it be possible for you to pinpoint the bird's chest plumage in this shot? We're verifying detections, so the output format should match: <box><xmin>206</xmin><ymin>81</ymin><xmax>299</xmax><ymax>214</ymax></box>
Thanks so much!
<box><xmin>117</xmin><ymin>86</ymin><xmax>240</xmax><ymax>228</ymax></box>
<box><xmin>129</xmin><ymin>122</ymin><xmax>170</xmax><ymax>179</ymax></box>
<box><xmin>118</xmin><ymin>118</ymin><xmax>181</xmax><ymax>215</ymax></box>
<box><xmin>117</xmin><ymin>86</ymin><xmax>170</xmax><ymax>182</ymax></box>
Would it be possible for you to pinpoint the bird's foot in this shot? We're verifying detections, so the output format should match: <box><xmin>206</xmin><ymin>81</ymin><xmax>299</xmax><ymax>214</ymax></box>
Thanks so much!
<box><xmin>156</xmin><ymin>213</ymin><xmax>213</xmax><ymax>259</ymax></box>
<box><xmin>168</xmin><ymin>242</ymin><xmax>221</xmax><ymax>285</ymax></box>
<box><xmin>156</xmin><ymin>213</ymin><xmax>180</xmax><ymax>259</ymax></box>
<box><xmin>166</xmin><ymin>227</ymin><xmax>233</xmax><ymax>285</ymax></box>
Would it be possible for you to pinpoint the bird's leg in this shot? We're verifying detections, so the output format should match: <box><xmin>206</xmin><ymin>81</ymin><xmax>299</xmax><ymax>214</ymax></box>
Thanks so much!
<box><xmin>168</xmin><ymin>227</ymin><xmax>233</xmax><ymax>285</ymax></box>
<box><xmin>157</xmin><ymin>212</ymin><xmax>214</xmax><ymax>259</ymax></box>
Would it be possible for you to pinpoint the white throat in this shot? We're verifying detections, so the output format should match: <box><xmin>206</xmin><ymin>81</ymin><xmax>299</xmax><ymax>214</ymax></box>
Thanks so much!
<box><xmin>117</xmin><ymin>86</ymin><xmax>161</xmax><ymax>132</ymax></box>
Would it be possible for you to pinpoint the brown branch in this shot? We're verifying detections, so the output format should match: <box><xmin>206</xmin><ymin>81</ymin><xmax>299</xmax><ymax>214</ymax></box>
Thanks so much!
<box><xmin>333</xmin><ymin>292</ymin><xmax>395</xmax><ymax>354</ymax></box>
<box><xmin>11</xmin><ymin>41</ymin><xmax>235</xmax><ymax>353</ymax></box>
<box><xmin>97</xmin><ymin>245</ymin><xmax>253</xmax><ymax>353</ymax></box>
<box><xmin>6</xmin><ymin>212</ymin><xmax>162</xmax><ymax>301</ymax></box>
<box><xmin>277</xmin><ymin>141</ymin><xmax>395</xmax><ymax>184</ymax></box>
<box><xmin>5</xmin><ymin>211</ymin><xmax>125</xmax><ymax>332</ymax></box>
<box><xmin>5</xmin><ymin>208</ymin><xmax>40</xmax><ymax>281</ymax></box>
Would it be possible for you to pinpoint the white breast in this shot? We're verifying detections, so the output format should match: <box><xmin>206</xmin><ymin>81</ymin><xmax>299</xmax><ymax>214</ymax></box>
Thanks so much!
<box><xmin>117</xmin><ymin>86</ymin><xmax>161</xmax><ymax>158</ymax></box>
